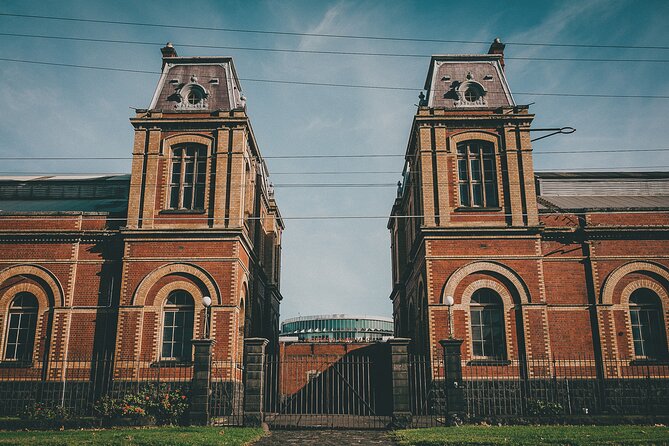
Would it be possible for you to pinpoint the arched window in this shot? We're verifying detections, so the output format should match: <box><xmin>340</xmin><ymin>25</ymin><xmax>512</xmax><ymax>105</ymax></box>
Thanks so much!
<box><xmin>470</xmin><ymin>288</ymin><xmax>506</xmax><ymax>359</ymax></box>
<box><xmin>4</xmin><ymin>292</ymin><xmax>38</xmax><ymax>361</ymax></box>
<box><xmin>161</xmin><ymin>290</ymin><xmax>194</xmax><ymax>361</ymax></box>
<box><xmin>457</xmin><ymin>141</ymin><xmax>498</xmax><ymax>208</ymax></box>
<box><xmin>630</xmin><ymin>288</ymin><xmax>667</xmax><ymax>359</ymax></box>
<box><xmin>168</xmin><ymin>145</ymin><xmax>207</xmax><ymax>210</ymax></box>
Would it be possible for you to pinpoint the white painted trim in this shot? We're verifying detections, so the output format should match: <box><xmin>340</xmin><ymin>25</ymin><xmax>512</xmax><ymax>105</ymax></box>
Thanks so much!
<box><xmin>427</xmin><ymin>61</ymin><xmax>442</xmax><ymax>107</ymax></box>
<box><xmin>493</xmin><ymin>60</ymin><xmax>515</xmax><ymax>106</ymax></box>
<box><xmin>149</xmin><ymin>63</ymin><xmax>171</xmax><ymax>110</ymax></box>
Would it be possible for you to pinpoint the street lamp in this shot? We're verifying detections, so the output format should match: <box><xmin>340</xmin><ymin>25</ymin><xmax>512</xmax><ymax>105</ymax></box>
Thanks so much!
<box><xmin>445</xmin><ymin>295</ymin><xmax>454</xmax><ymax>339</ymax></box>
<box><xmin>202</xmin><ymin>296</ymin><xmax>212</xmax><ymax>339</ymax></box>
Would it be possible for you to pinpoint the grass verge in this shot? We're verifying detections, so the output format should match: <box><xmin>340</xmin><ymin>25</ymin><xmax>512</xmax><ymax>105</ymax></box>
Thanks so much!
<box><xmin>393</xmin><ymin>425</ymin><xmax>669</xmax><ymax>445</ymax></box>
<box><xmin>0</xmin><ymin>426</ymin><xmax>265</xmax><ymax>446</ymax></box>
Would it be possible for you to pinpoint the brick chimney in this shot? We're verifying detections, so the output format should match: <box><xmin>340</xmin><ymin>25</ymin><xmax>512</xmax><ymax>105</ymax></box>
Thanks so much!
<box><xmin>488</xmin><ymin>38</ymin><xmax>505</xmax><ymax>71</ymax></box>
<box><xmin>161</xmin><ymin>42</ymin><xmax>178</xmax><ymax>68</ymax></box>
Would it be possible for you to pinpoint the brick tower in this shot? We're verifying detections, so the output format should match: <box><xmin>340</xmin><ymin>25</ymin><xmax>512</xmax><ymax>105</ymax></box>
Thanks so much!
<box><xmin>389</xmin><ymin>40</ymin><xmax>669</xmax><ymax>370</ymax></box>
<box><xmin>118</xmin><ymin>43</ymin><xmax>283</xmax><ymax>365</ymax></box>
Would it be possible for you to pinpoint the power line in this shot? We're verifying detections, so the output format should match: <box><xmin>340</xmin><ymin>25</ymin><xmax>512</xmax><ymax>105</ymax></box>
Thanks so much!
<box><xmin>1</xmin><ymin>12</ymin><xmax>667</xmax><ymax>51</ymax></box>
<box><xmin>1</xmin><ymin>148</ymin><xmax>669</xmax><ymax>161</ymax></box>
<box><xmin>2</xmin><ymin>57</ymin><xmax>668</xmax><ymax>99</ymax></box>
<box><xmin>3</xmin><ymin>165</ymin><xmax>669</xmax><ymax>177</ymax></box>
<box><xmin>3</xmin><ymin>174</ymin><xmax>669</xmax><ymax>190</ymax></box>
<box><xmin>2</xmin><ymin>32</ymin><xmax>669</xmax><ymax>64</ymax></box>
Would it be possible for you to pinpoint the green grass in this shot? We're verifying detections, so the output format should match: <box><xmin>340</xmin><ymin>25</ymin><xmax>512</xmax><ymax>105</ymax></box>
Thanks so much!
<box><xmin>0</xmin><ymin>426</ymin><xmax>265</xmax><ymax>446</ymax></box>
<box><xmin>393</xmin><ymin>425</ymin><xmax>669</xmax><ymax>445</ymax></box>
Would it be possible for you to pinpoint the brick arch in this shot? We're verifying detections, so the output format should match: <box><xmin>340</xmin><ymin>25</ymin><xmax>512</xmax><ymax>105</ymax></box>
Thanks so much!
<box><xmin>441</xmin><ymin>261</ymin><xmax>530</xmax><ymax>305</ymax></box>
<box><xmin>0</xmin><ymin>264</ymin><xmax>64</xmax><ymax>307</ymax></box>
<box><xmin>132</xmin><ymin>263</ymin><xmax>220</xmax><ymax>307</ymax></box>
<box><xmin>161</xmin><ymin>134</ymin><xmax>214</xmax><ymax>154</ymax></box>
<box><xmin>620</xmin><ymin>280</ymin><xmax>668</xmax><ymax>307</ymax></box>
<box><xmin>0</xmin><ymin>282</ymin><xmax>50</xmax><ymax>314</ymax></box>
<box><xmin>460</xmin><ymin>279</ymin><xmax>515</xmax><ymax>308</ymax></box>
<box><xmin>601</xmin><ymin>261</ymin><xmax>669</xmax><ymax>305</ymax></box>
<box><xmin>449</xmin><ymin>130</ymin><xmax>500</xmax><ymax>147</ymax></box>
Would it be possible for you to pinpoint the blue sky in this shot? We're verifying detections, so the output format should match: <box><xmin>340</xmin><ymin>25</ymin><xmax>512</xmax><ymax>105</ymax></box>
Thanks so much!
<box><xmin>1</xmin><ymin>0</ymin><xmax>668</xmax><ymax>320</ymax></box>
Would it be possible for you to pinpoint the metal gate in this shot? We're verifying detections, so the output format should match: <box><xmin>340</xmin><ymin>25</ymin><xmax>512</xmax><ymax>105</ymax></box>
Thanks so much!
<box><xmin>264</xmin><ymin>349</ymin><xmax>392</xmax><ymax>428</ymax></box>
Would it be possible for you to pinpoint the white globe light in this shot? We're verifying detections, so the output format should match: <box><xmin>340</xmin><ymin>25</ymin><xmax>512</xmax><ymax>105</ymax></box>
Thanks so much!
<box><xmin>202</xmin><ymin>296</ymin><xmax>212</xmax><ymax>307</ymax></box>
<box><xmin>445</xmin><ymin>295</ymin><xmax>454</xmax><ymax>306</ymax></box>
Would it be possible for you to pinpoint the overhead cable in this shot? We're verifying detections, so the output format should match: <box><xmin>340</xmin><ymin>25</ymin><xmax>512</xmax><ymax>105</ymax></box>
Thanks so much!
<box><xmin>1</xmin><ymin>32</ymin><xmax>668</xmax><ymax>63</ymax></box>
<box><xmin>1</xmin><ymin>12</ymin><xmax>667</xmax><ymax>51</ymax></box>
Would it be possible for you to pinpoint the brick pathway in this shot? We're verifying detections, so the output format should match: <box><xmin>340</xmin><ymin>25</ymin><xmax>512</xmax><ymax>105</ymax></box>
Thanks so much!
<box><xmin>251</xmin><ymin>429</ymin><xmax>398</xmax><ymax>445</ymax></box>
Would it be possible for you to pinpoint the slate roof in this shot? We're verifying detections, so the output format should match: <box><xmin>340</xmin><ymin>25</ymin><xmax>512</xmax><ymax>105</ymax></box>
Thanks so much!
<box><xmin>149</xmin><ymin>57</ymin><xmax>244</xmax><ymax>112</ymax></box>
<box><xmin>425</xmin><ymin>55</ymin><xmax>514</xmax><ymax>109</ymax></box>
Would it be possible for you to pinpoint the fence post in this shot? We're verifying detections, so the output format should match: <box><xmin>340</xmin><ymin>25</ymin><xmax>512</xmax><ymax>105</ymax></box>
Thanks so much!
<box><xmin>243</xmin><ymin>337</ymin><xmax>268</xmax><ymax>427</ymax></box>
<box><xmin>439</xmin><ymin>339</ymin><xmax>465</xmax><ymax>416</ymax></box>
<box><xmin>388</xmin><ymin>338</ymin><xmax>412</xmax><ymax>428</ymax></box>
<box><xmin>190</xmin><ymin>339</ymin><xmax>213</xmax><ymax>425</ymax></box>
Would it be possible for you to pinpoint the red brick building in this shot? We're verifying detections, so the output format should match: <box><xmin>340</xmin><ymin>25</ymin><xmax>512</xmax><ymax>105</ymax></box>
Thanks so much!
<box><xmin>0</xmin><ymin>44</ymin><xmax>283</xmax><ymax>374</ymax></box>
<box><xmin>389</xmin><ymin>40</ymin><xmax>669</xmax><ymax>371</ymax></box>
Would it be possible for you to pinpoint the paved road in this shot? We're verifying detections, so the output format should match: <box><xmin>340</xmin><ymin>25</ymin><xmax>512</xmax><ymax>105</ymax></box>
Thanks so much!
<box><xmin>252</xmin><ymin>429</ymin><xmax>398</xmax><ymax>445</ymax></box>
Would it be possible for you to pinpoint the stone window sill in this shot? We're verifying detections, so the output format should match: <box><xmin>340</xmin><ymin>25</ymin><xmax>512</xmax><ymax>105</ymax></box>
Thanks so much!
<box><xmin>455</xmin><ymin>207</ymin><xmax>502</xmax><ymax>212</ymax></box>
<box><xmin>159</xmin><ymin>209</ymin><xmax>206</xmax><ymax>214</ymax></box>
<box><xmin>150</xmin><ymin>360</ymin><xmax>193</xmax><ymax>368</ymax></box>
<box><xmin>467</xmin><ymin>359</ymin><xmax>511</xmax><ymax>366</ymax></box>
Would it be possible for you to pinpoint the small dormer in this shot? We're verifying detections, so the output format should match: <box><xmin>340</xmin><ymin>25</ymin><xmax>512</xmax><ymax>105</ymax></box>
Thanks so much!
<box><xmin>175</xmin><ymin>76</ymin><xmax>209</xmax><ymax>110</ymax></box>
<box><xmin>453</xmin><ymin>73</ymin><xmax>488</xmax><ymax>107</ymax></box>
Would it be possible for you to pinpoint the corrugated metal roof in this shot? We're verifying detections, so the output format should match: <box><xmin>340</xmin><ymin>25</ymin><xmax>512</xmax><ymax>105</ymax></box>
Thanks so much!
<box><xmin>538</xmin><ymin>195</ymin><xmax>669</xmax><ymax>211</ymax></box>
<box><xmin>536</xmin><ymin>171</ymin><xmax>669</xmax><ymax>197</ymax></box>
<box><xmin>0</xmin><ymin>199</ymin><xmax>127</xmax><ymax>213</ymax></box>
<box><xmin>0</xmin><ymin>176</ymin><xmax>129</xmax><ymax>199</ymax></box>
<box><xmin>536</xmin><ymin>171</ymin><xmax>669</xmax><ymax>180</ymax></box>
<box><xmin>0</xmin><ymin>175</ymin><xmax>130</xmax><ymax>213</ymax></box>
<box><xmin>0</xmin><ymin>174</ymin><xmax>129</xmax><ymax>182</ymax></box>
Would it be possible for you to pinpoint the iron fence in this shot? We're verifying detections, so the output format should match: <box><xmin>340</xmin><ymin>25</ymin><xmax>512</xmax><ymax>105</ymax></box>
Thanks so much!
<box><xmin>408</xmin><ymin>354</ymin><xmax>669</xmax><ymax>425</ymax></box>
<box><xmin>0</xmin><ymin>355</ymin><xmax>243</xmax><ymax>425</ymax></box>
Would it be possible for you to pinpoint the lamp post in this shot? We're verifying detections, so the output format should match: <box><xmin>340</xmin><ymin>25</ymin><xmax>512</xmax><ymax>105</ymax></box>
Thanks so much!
<box><xmin>440</xmin><ymin>294</ymin><xmax>464</xmax><ymax>415</ymax></box>
<box><xmin>445</xmin><ymin>295</ymin><xmax>454</xmax><ymax>339</ymax></box>
<box><xmin>202</xmin><ymin>296</ymin><xmax>212</xmax><ymax>339</ymax></box>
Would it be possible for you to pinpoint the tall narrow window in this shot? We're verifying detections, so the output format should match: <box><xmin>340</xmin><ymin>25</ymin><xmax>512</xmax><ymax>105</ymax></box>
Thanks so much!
<box><xmin>4</xmin><ymin>292</ymin><xmax>38</xmax><ymax>361</ymax></box>
<box><xmin>457</xmin><ymin>141</ymin><xmax>498</xmax><ymax>207</ymax></box>
<box><xmin>162</xmin><ymin>290</ymin><xmax>194</xmax><ymax>361</ymax></box>
<box><xmin>168</xmin><ymin>146</ymin><xmax>207</xmax><ymax>210</ymax></box>
<box><xmin>470</xmin><ymin>288</ymin><xmax>506</xmax><ymax>359</ymax></box>
<box><xmin>630</xmin><ymin>288</ymin><xmax>667</xmax><ymax>359</ymax></box>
